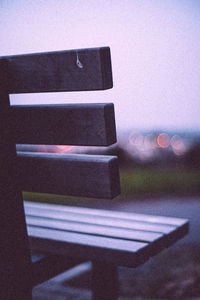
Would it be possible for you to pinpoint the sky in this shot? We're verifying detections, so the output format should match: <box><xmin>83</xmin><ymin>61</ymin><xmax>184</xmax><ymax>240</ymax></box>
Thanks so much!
<box><xmin>1</xmin><ymin>0</ymin><xmax>200</xmax><ymax>131</ymax></box>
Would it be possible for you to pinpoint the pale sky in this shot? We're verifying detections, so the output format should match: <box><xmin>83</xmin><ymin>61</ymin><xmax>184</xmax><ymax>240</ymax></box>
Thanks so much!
<box><xmin>1</xmin><ymin>0</ymin><xmax>200</xmax><ymax>131</ymax></box>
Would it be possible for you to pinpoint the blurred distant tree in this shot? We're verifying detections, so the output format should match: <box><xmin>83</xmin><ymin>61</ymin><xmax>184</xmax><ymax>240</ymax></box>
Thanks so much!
<box><xmin>184</xmin><ymin>143</ymin><xmax>200</xmax><ymax>169</ymax></box>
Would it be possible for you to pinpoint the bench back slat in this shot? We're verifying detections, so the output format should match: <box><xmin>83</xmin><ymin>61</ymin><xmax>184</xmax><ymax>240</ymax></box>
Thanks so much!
<box><xmin>3</xmin><ymin>47</ymin><xmax>113</xmax><ymax>94</ymax></box>
<box><xmin>18</xmin><ymin>152</ymin><xmax>120</xmax><ymax>199</ymax></box>
<box><xmin>12</xmin><ymin>103</ymin><xmax>116</xmax><ymax>146</ymax></box>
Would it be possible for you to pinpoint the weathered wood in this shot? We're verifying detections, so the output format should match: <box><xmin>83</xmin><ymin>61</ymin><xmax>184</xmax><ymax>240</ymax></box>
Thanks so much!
<box><xmin>18</xmin><ymin>152</ymin><xmax>120</xmax><ymax>199</ymax></box>
<box><xmin>2</xmin><ymin>47</ymin><xmax>113</xmax><ymax>93</ymax></box>
<box><xmin>0</xmin><ymin>60</ymin><xmax>32</xmax><ymax>299</ymax></box>
<box><xmin>12</xmin><ymin>103</ymin><xmax>116</xmax><ymax>146</ymax></box>
<box><xmin>92</xmin><ymin>262</ymin><xmax>118</xmax><ymax>300</ymax></box>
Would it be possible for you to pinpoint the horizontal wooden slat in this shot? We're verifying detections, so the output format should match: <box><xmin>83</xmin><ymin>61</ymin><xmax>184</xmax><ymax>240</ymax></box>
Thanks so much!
<box><xmin>25</xmin><ymin>201</ymin><xmax>188</xmax><ymax>227</ymax></box>
<box><xmin>12</xmin><ymin>103</ymin><xmax>116</xmax><ymax>146</ymax></box>
<box><xmin>26</xmin><ymin>216</ymin><xmax>164</xmax><ymax>243</ymax></box>
<box><xmin>25</xmin><ymin>205</ymin><xmax>175</xmax><ymax>234</ymax></box>
<box><xmin>28</xmin><ymin>226</ymin><xmax>149</xmax><ymax>267</ymax></box>
<box><xmin>18</xmin><ymin>152</ymin><xmax>120</xmax><ymax>199</ymax></box>
<box><xmin>2</xmin><ymin>47</ymin><xmax>113</xmax><ymax>93</ymax></box>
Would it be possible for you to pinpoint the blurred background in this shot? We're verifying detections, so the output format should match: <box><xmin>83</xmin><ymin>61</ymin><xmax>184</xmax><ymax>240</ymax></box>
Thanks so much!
<box><xmin>1</xmin><ymin>0</ymin><xmax>200</xmax><ymax>298</ymax></box>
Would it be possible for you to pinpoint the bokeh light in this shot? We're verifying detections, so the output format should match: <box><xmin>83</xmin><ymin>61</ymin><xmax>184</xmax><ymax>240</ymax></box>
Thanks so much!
<box><xmin>170</xmin><ymin>135</ymin><xmax>186</xmax><ymax>156</ymax></box>
<box><xmin>157</xmin><ymin>133</ymin><xmax>170</xmax><ymax>148</ymax></box>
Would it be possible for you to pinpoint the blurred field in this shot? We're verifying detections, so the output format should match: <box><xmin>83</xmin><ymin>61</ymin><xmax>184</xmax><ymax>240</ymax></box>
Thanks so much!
<box><xmin>120</xmin><ymin>168</ymin><xmax>200</xmax><ymax>197</ymax></box>
<box><xmin>23</xmin><ymin>167</ymin><xmax>200</xmax><ymax>204</ymax></box>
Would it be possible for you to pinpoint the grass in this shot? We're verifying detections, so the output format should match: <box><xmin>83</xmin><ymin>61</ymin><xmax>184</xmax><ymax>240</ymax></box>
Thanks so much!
<box><xmin>120</xmin><ymin>168</ymin><xmax>200</xmax><ymax>197</ymax></box>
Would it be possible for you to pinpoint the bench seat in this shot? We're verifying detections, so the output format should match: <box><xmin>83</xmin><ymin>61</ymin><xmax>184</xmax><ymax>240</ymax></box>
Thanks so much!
<box><xmin>25</xmin><ymin>201</ymin><xmax>189</xmax><ymax>268</ymax></box>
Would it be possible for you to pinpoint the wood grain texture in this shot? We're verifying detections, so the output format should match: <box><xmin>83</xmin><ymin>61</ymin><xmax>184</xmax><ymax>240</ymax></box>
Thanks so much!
<box><xmin>18</xmin><ymin>152</ymin><xmax>120</xmax><ymax>199</ymax></box>
<box><xmin>24</xmin><ymin>201</ymin><xmax>189</xmax><ymax>267</ymax></box>
<box><xmin>12</xmin><ymin>103</ymin><xmax>116</xmax><ymax>146</ymax></box>
<box><xmin>2</xmin><ymin>47</ymin><xmax>113</xmax><ymax>93</ymax></box>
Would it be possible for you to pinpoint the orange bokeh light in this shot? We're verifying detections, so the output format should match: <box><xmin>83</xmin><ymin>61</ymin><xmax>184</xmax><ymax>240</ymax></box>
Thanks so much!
<box><xmin>170</xmin><ymin>135</ymin><xmax>185</xmax><ymax>156</ymax></box>
<box><xmin>157</xmin><ymin>133</ymin><xmax>170</xmax><ymax>148</ymax></box>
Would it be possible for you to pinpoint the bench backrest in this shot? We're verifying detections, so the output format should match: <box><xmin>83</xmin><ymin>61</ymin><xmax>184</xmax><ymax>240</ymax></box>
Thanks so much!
<box><xmin>0</xmin><ymin>47</ymin><xmax>120</xmax><ymax>298</ymax></box>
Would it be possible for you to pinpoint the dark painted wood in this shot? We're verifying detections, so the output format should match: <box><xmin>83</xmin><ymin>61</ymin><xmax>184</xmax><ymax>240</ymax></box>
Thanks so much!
<box><xmin>92</xmin><ymin>262</ymin><xmax>118</xmax><ymax>300</ymax></box>
<box><xmin>12</xmin><ymin>103</ymin><xmax>116</xmax><ymax>146</ymax></box>
<box><xmin>18</xmin><ymin>152</ymin><xmax>120</xmax><ymax>199</ymax></box>
<box><xmin>0</xmin><ymin>59</ymin><xmax>32</xmax><ymax>299</ymax></box>
<box><xmin>31</xmin><ymin>252</ymin><xmax>85</xmax><ymax>286</ymax></box>
<box><xmin>3</xmin><ymin>47</ymin><xmax>113</xmax><ymax>93</ymax></box>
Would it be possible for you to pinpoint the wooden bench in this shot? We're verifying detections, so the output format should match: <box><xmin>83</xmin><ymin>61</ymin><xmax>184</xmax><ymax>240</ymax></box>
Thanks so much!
<box><xmin>0</xmin><ymin>47</ymin><xmax>189</xmax><ymax>300</ymax></box>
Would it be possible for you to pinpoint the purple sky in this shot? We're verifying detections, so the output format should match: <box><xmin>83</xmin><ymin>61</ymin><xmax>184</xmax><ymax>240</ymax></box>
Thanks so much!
<box><xmin>1</xmin><ymin>0</ymin><xmax>200</xmax><ymax>131</ymax></box>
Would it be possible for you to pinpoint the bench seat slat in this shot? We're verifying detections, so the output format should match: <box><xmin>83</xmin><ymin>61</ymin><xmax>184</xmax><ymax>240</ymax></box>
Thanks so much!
<box><xmin>12</xmin><ymin>103</ymin><xmax>116</xmax><ymax>146</ymax></box>
<box><xmin>25</xmin><ymin>201</ymin><xmax>187</xmax><ymax>226</ymax></box>
<box><xmin>28</xmin><ymin>226</ymin><xmax>149</xmax><ymax>267</ymax></box>
<box><xmin>24</xmin><ymin>205</ymin><xmax>177</xmax><ymax>234</ymax></box>
<box><xmin>28</xmin><ymin>226</ymin><xmax>147</xmax><ymax>253</ymax></box>
<box><xmin>18</xmin><ymin>152</ymin><xmax>120</xmax><ymax>199</ymax></box>
<box><xmin>4</xmin><ymin>47</ymin><xmax>113</xmax><ymax>93</ymax></box>
<box><xmin>26</xmin><ymin>216</ymin><xmax>164</xmax><ymax>243</ymax></box>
